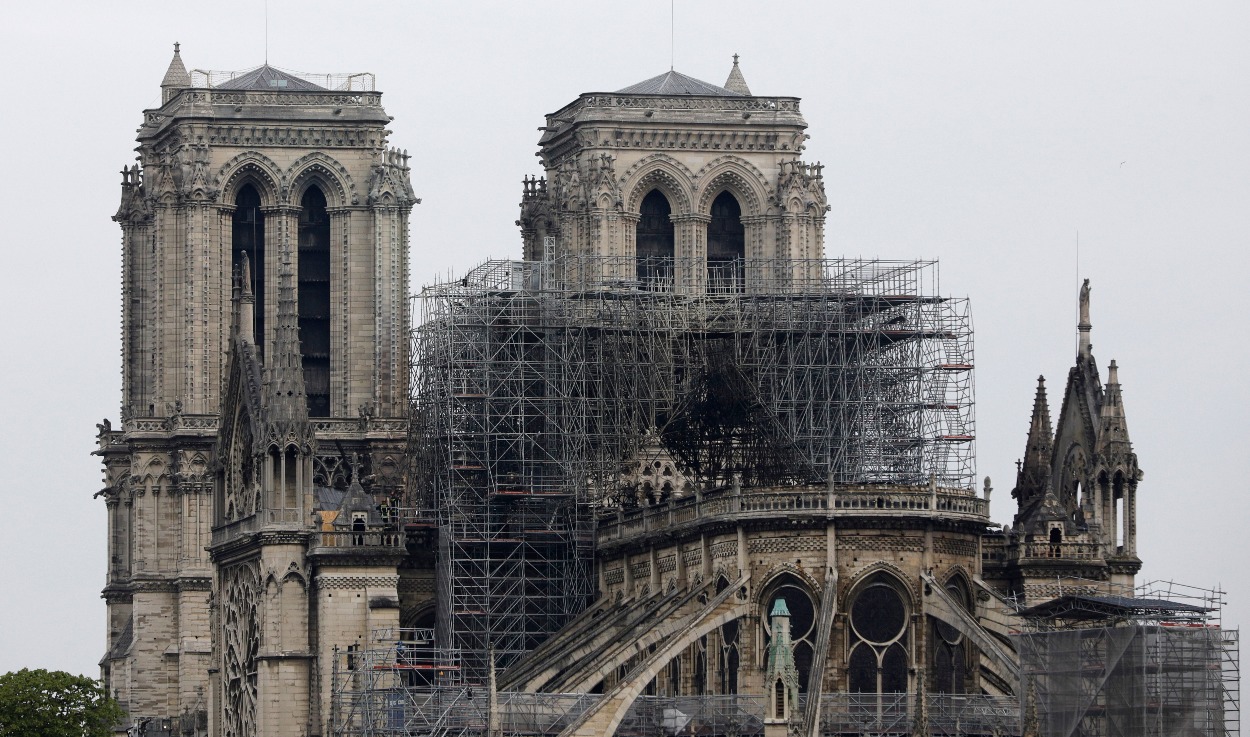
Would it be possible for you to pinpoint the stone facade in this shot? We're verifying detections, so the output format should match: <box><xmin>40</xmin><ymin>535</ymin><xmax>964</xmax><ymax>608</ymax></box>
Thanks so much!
<box><xmin>97</xmin><ymin>47</ymin><xmax>420</xmax><ymax>734</ymax></box>
<box><xmin>98</xmin><ymin>51</ymin><xmax>1147</xmax><ymax>737</ymax></box>
<box><xmin>518</xmin><ymin>66</ymin><xmax>828</xmax><ymax>292</ymax></box>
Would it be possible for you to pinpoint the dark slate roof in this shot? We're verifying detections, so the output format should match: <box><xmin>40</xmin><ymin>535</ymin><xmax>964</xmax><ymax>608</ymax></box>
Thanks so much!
<box><xmin>1020</xmin><ymin>594</ymin><xmax>1212</xmax><ymax>622</ymax></box>
<box><xmin>314</xmin><ymin>486</ymin><xmax>346</xmax><ymax>512</ymax></box>
<box><xmin>616</xmin><ymin>70</ymin><xmax>742</xmax><ymax>96</ymax></box>
<box><xmin>215</xmin><ymin>64</ymin><xmax>326</xmax><ymax>91</ymax></box>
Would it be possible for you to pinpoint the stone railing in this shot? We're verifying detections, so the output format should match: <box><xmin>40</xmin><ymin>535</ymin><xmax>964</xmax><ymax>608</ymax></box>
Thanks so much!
<box><xmin>580</xmin><ymin>94</ymin><xmax>801</xmax><ymax>114</ymax></box>
<box><xmin>209</xmin><ymin>509</ymin><xmax>307</xmax><ymax>547</ymax></box>
<box><xmin>120</xmin><ymin>415</ymin><xmax>405</xmax><ymax>437</ymax></box>
<box><xmin>1012</xmin><ymin>541</ymin><xmax>1103</xmax><ymax>561</ymax></box>
<box><xmin>597</xmin><ymin>484</ymin><xmax>987</xmax><ymax>545</ymax></box>
<box><xmin>122</xmin><ymin>415</ymin><xmax>219</xmax><ymax>434</ymax></box>
<box><xmin>310</xmin><ymin>417</ymin><xmax>408</xmax><ymax>435</ymax></box>
<box><xmin>309</xmin><ymin>530</ymin><xmax>405</xmax><ymax>551</ymax></box>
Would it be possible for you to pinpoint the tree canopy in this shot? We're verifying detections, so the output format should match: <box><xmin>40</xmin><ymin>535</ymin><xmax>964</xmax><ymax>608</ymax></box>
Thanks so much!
<box><xmin>0</xmin><ymin>669</ymin><xmax>123</xmax><ymax>737</ymax></box>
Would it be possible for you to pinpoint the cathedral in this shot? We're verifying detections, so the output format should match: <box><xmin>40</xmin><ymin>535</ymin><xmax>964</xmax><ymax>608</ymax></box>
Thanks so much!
<box><xmin>95</xmin><ymin>47</ymin><xmax>1166</xmax><ymax>737</ymax></box>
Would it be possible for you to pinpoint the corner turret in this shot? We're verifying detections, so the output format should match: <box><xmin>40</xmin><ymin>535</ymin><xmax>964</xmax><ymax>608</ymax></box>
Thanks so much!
<box><xmin>160</xmin><ymin>42</ymin><xmax>191</xmax><ymax>104</ymax></box>
<box><xmin>723</xmin><ymin>54</ymin><xmax>752</xmax><ymax>95</ymax></box>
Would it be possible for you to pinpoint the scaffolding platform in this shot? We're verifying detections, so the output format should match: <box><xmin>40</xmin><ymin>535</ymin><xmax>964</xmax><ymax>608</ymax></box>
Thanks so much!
<box><xmin>408</xmin><ymin>256</ymin><xmax>974</xmax><ymax>681</ymax></box>
<box><xmin>1014</xmin><ymin>581</ymin><xmax>1239</xmax><ymax>737</ymax></box>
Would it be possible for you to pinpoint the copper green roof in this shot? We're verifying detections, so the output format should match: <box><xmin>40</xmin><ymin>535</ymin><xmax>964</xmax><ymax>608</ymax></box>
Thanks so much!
<box><xmin>770</xmin><ymin>598</ymin><xmax>791</xmax><ymax>617</ymax></box>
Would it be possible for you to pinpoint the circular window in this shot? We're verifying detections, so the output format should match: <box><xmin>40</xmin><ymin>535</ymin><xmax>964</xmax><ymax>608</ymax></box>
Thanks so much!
<box><xmin>850</xmin><ymin>584</ymin><xmax>907</xmax><ymax>644</ymax></box>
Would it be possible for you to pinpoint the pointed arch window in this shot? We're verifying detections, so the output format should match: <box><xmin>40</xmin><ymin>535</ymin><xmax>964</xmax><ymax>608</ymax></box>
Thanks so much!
<box><xmin>298</xmin><ymin>186</ymin><xmax>332</xmax><ymax>417</ymax></box>
<box><xmin>232</xmin><ymin>185</ymin><xmax>265</xmax><ymax>349</ymax></box>
<box><xmin>707</xmin><ymin>191</ymin><xmax>745</xmax><ymax>293</ymax></box>
<box><xmin>931</xmin><ymin>578</ymin><xmax>969</xmax><ymax>694</ymax></box>
<box><xmin>636</xmin><ymin>189</ymin><xmax>674</xmax><ymax>289</ymax></box>
<box><xmin>847</xmin><ymin>579</ymin><xmax>910</xmax><ymax>697</ymax></box>
<box><xmin>715</xmin><ymin>576</ymin><xmax>740</xmax><ymax>694</ymax></box>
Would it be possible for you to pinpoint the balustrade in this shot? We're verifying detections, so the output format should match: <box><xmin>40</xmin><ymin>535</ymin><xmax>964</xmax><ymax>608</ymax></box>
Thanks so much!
<box><xmin>596</xmin><ymin>484</ymin><xmax>987</xmax><ymax>543</ymax></box>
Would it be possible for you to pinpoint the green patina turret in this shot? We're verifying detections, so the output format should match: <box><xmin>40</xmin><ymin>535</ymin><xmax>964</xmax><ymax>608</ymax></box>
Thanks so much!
<box><xmin>765</xmin><ymin>598</ymin><xmax>801</xmax><ymax>725</ymax></box>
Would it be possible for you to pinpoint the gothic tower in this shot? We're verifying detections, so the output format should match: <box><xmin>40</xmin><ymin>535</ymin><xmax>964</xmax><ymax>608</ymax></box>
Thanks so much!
<box><xmin>96</xmin><ymin>46</ymin><xmax>416</xmax><ymax>731</ymax></box>
<box><xmin>985</xmin><ymin>280</ymin><xmax>1144</xmax><ymax>604</ymax></box>
<box><xmin>517</xmin><ymin>57</ymin><xmax>829</xmax><ymax>293</ymax></box>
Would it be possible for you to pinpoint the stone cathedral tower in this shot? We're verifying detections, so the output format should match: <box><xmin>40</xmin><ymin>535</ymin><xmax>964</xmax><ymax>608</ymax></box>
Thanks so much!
<box><xmin>95</xmin><ymin>46</ymin><xmax>416</xmax><ymax>732</ymax></box>
<box><xmin>517</xmin><ymin>60</ymin><xmax>828</xmax><ymax>293</ymax></box>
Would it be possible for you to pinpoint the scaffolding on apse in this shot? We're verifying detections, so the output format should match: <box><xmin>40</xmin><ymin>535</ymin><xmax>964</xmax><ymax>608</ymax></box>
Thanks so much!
<box><xmin>1014</xmin><ymin>581</ymin><xmax>1239</xmax><ymax>737</ymax></box>
<box><xmin>407</xmin><ymin>255</ymin><xmax>974</xmax><ymax>680</ymax></box>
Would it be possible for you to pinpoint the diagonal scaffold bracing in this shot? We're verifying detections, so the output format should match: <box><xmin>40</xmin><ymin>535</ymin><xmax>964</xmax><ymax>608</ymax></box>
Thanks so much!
<box><xmin>407</xmin><ymin>255</ymin><xmax>974</xmax><ymax>681</ymax></box>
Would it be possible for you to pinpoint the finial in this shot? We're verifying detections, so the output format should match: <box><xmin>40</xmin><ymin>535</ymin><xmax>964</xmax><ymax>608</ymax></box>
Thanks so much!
<box><xmin>1108</xmin><ymin>359</ymin><xmax>1119</xmax><ymax>385</ymax></box>
<box><xmin>733</xmin><ymin>53</ymin><xmax>739</xmax><ymax>65</ymax></box>
<box><xmin>174</xmin><ymin>42</ymin><xmax>180</xmax><ymax>54</ymax></box>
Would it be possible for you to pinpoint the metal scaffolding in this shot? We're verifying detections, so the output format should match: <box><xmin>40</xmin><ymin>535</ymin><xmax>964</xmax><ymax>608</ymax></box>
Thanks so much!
<box><xmin>408</xmin><ymin>255</ymin><xmax>973</xmax><ymax>680</ymax></box>
<box><xmin>1014</xmin><ymin>583</ymin><xmax>1239</xmax><ymax>737</ymax></box>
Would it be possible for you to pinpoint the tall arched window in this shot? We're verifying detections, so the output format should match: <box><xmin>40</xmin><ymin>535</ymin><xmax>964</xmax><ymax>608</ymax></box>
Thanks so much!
<box><xmin>932</xmin><ymin>578</ymin><xmax>969</xmax><ymax>694</ymax></box>
<box><xmin>298</xmin><ymin>187</ymin><xmax>332</xmax><ymax>417</ymax></box>
<box><xmin>707</xmin><ymin>191</ymin><xmax>745</xmax><ymax>293</ymax></box>
<box><xmin>636</xmin><ymin>189</ymin><xmax>674</xmax><ymax>289</ymax></box>
<box><xmin>232</xmin><ymin>185</ymin><xmax>265</xmax><ymax>349</ymax></box>
<box><xmin>847</xmin><ymin>579</ymin><xmax>910</xmax><ymax>697</ymax></box>
<box><xmin>715</xmin><ymin>576</ymin><xmax>740</xmax><ymax>694</ymax></box>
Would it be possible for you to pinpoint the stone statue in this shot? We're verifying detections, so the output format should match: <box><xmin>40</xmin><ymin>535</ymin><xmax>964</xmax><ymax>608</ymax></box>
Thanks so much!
<box><xmin>1079</xmin><ymin>278</ymin><xmax>1091</xmax><ymax>326</ymax></box>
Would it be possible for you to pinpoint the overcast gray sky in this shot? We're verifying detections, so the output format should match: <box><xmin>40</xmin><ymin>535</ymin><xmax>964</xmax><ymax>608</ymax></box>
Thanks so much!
<box><xmin>1</xmin><ymin>1</ymin><xmax>1246</xmax><ymax>677</ymax></box>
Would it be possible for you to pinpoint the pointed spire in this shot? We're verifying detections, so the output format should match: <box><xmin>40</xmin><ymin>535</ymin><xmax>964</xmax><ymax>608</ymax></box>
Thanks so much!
<box><xmin>1013</xmin><ymin>376</ymin><xmax>1055</xmax><ymax>513</ymax></box>
<box><xmin>160</xmin><ymin>42</ymin><xmax>191</xmax><ymax>103</ymax></box>
<box><xmin>1097</xmin><ymin>359</ymin><xmax>1132</xmax><ymax>449</ymax></box>
<box><xmin>764</xmin><ymin>596</ymin><xmax>800</xmax><ymax>722</ymax></box>
<box><xmin>723</xmin><ymin>53</ymin><xmax>752</xmax><ymax>95</ymax></box>
<box><xmin>238</xmin><ymin>252</ymin><xmax>255</xmax><ymax>345</ymax></box>
<box><xmin>1023</xmin><ymin>376</ymin><xmax>1054</xmax><ymax>475</ymax></box>
<box><xmin>265</xmin><ymin>246</ymin><xmax>310</xmax><ymax>431</ymax></box>
<box><xmin>1078</xmin><ymin>278</ymin><xmax>1092</xmax><ymax>358</ymax></box>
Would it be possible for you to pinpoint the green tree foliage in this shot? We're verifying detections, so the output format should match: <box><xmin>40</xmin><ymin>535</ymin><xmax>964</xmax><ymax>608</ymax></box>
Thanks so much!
<box><xmin>0</xmin><ymin>669</ymin><xmax>124</xmax><ymax>737</ymax></box>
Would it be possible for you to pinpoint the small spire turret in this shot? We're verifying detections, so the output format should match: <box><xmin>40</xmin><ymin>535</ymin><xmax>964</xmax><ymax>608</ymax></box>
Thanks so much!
<box><xmin>262</xmin><ymin>246</ymin><xmax>313</xmax><ymax>449</ymax></box>
<box><xmin>1012</xmin><ymin>376</ymin><xmax>1055</xmax><ymax>524</ymax></box>
<box><xmin>238</xmin><ymin>252</ymin><xmax>255</xmax><ymax>345</ymax></box>
<box><xmin>1097</xmin><ymin>359</ymin><xmax>1133</xmax><ymax>452</ymax></box>
<box><xmin>765</xmin><ymin>597</ymin><xmax>800</xmax><ymax>723</ymax></box>
<box><xmin>723</xmin><ymin>53</ymin><xmax>752</xmax><ymax>95</ymax></box>
<box><xmin>160</xmin><ymin>42</ymin><xmax>191</xmax><ymax>104</ymax></box>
